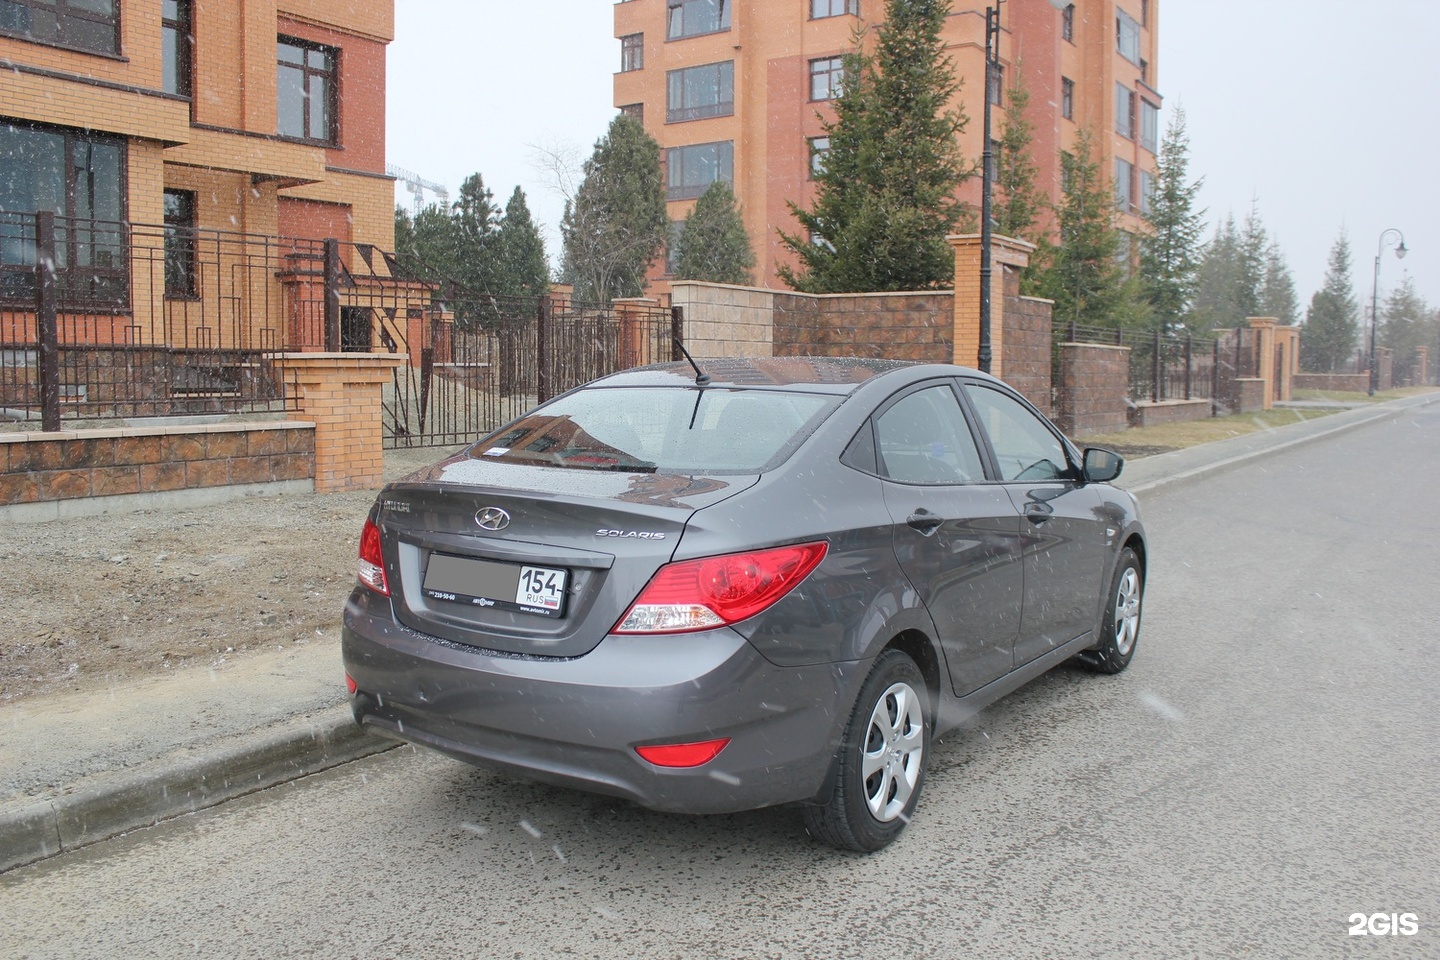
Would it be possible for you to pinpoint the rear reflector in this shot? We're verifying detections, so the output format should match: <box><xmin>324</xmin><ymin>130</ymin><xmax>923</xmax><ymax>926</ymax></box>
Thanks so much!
<box><xmin>345</xmin><ymin>674</ymin><xmax>357</xmax><ymax>696</ymax></box>
<box><xmin>614</xmin><ymin>541</ymin><xmax>828</xmax><ymax>635</ymax></box>
<box><xmin>635</xmin><ymin>738</ymin><xmax>731</xmax><ymax>768</ymax></box>
<box><xmin>358</xmin><ymin>517</ymin><xmax>388</xmax><ymax>595</ymax></box>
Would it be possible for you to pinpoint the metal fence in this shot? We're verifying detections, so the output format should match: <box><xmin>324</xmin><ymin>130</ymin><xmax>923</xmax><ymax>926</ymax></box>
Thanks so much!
<box><xmin>1060</xmin><ymin>322</ymin><xmax>1224</xmax><ymax>408</ymax></box>
<box><xmin>2</xmin><ymin>211</ymin><xmax>683</xmax><ymax>446</ymax></box>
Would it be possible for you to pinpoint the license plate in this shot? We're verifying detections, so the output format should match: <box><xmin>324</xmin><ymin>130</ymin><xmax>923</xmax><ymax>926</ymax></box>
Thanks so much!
<box><xmin>422</xmin><ymin>553</ymin><xmax>567</xmax><ymax>618</ymax></box>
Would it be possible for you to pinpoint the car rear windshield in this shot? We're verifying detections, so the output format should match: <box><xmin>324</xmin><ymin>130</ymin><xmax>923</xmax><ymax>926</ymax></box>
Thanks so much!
<box><xmin>469</xmin><ymin>387</ymin><xmax>837</xmax><ymax>474</ymax></box>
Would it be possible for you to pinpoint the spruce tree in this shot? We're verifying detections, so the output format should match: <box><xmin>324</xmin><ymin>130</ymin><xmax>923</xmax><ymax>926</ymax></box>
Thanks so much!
<box><xmin>561</xmin><ymin>114</ymin><xmax>669</xmax><ymax>303</ymax></box>
<box><xmin>1139</xmin><ymin>107</ymin><xmax>1204</xmax><ymax>334</ymax></box>
<box><xmin>452</xmin><ymin>173</ymin><xmax>503</xmax><ymax>295</ymax></box>
<box><xmin>1299</xmin><ymin>230</ymin><xmax>1360</xmax><ymax>373</ymax></box>
<box><xmin>1380</xmin><ymin>274</ymin><xmax>1428</xmax><ymax>382</ymax></box>
<box><xmin>672</xmin><ymin>181</ymin><xmax>755</xmax><ymax>285</ymax></box>
<box><xmin>1033</xmin><ymin>129</ymin><xmax>1128</xmax><ymax>329</ymax></box>
<box><xmin>1259</xmin><ymin>241</ymin><xmax>1299</xmax><ymax>325</ymax></box>
<box><xmin>495</xmin><ymin>186</ymin><xmax>550</xmax><ymax>298</ymax></box>
<box><xmin>779</xmin><ymin>0</ymin><xmax>971</xmax><ymax>293</ymax></box>
<box><xmin>992</xmin><ymin>73</ymin><xmax>1044</xmax><ymax>244</ymax></box>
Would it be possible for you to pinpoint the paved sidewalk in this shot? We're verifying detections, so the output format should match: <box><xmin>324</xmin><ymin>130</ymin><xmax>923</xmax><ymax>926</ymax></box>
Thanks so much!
<box><xmin>2</xmin><ymin>393</ymin><xmax>1435</xmax><ymax>873</ymax></box>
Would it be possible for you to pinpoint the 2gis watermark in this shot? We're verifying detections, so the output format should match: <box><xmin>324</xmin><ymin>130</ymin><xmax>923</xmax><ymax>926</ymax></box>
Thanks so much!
<box><xmin>1347</xmin><ymin>913</ymin><xmax>1420</xmax><ymax>937</ymax></box>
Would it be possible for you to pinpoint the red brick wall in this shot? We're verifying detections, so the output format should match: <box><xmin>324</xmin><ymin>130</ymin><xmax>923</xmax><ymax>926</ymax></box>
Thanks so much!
<box><xmin>1055</xmin><ymin>343</ymin><xmax>1130</xmax><ymax>437</ymax></box>
<box><xmin>0</xmin><ymin>424</ymin><xmax>314</xmax><ymax>507</ymax></box>
<box><xmin>998</xmin><ymin>270</ymin><xmax>1053</xmax><ymax>414</ymax></box>
<box><xmin>772</xmin><ymin>292</ymin><xmax>953</xmax><ymax>363</ymax></box>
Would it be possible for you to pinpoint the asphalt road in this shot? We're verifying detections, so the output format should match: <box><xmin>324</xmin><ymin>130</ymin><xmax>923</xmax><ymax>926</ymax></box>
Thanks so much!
<box><xmin>3</xmin><ymin>405</ymin><xmax>1437</xmax><ymax>960</ymax></box>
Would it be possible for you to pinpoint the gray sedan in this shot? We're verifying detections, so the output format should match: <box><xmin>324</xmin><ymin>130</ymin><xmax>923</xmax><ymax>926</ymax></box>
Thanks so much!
<box><xmin>342</xmin><ymin>357</ymin><xmax>1145</xmax><ymax>851</ymax></box>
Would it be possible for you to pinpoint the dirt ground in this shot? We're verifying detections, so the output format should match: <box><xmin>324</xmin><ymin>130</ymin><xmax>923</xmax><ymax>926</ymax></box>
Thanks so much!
<box><xmin>0</xmin><ymin>447</ymin><xmax>447</xmax><ymax>705</ymax></box>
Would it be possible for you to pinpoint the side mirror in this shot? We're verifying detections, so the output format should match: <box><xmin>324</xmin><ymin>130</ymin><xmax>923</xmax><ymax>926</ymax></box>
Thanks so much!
<box><xmin>1082</xmin><ymin>447</ymin><xmax>1124</xmax><ymax>483</ymax></box>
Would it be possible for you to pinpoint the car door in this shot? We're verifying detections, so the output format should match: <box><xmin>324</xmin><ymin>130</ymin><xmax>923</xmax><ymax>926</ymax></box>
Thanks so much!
<box><xmin>961</xmin><ymin>381</ymin><xmax>1108</xmax><ymax>667</ymax></box>
<box><xmin>865</xmin><ymin>381</ymin><xmax>1025</xmax><ymax>697</ymax></box>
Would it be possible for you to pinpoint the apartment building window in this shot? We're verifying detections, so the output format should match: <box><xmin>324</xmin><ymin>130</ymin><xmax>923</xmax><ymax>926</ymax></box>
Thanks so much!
<box><xmin>987</xmin><ymin>63</ymin><xmax>1004</xmax><ymax>107</ymax></box>
<box><xmin>667</xmin><ymin>0</ymin><xmax>729</xmax><ymax>40</ymax></box>
<box><xmin>812</xmin><ymin>0</ymin><xmax>858</xmax><ymax>18</ymax></box>
<box><xmin>621</xmin><ymin>33</ymin><xmax>643</xmax><ymax>72</ymax></box>
<box><xmin>0</xmin><ymin>120</ymin><xmax>126</xmax><ymax>305</ymax></box>
<box><xmin>277</xmin><ymin>37</ymin><xmax>338</xmax><ymax>144</ymax></box>
<box><xmin>666</xmin><ymin>141</ymin><xmax>733</xmax><ymax>200</ymax></box>
<box><xmin>1116</xmin><ymin>10</ymin><xmax>1141</xmax><ymax>65</ymax></box>
<box><xmin>808</xmin><ymin>136</ymin><xmax>830</xmax><ymax>178</ymax></box>
<box><xmin>667</xmin><ymin>61</ymin><xmax>734</xmax><ymax>123</ymax></box>
<box><xmin>810</xmin><ymin>56</ymin><xmax>845</xmax><ymax>101</ymax></box>
<box><xmin>619</xmin><ymin>103</ymin><xmax>645</xmax><ymax>124</ymax></box>
<box><xmin>1114</xmin><ymin>157</ymin><xmax>1134</xmax><ymax>212</ymax></box>
<box><xmin>1061</xmin><ymin>77</ymin><xmax>1075</xmax><ymax>120</ymax></box>
<box><xmin>163</xmin><ymin>188</ymin><xmax>197</xmax><ymax>298</ymax></box>
<box><xmin>1140</xmin><ymin>100</ymin><xmax>1159</xmax><ymax>152</ymax></box>
<box><xmin>0</xmin><ymin>0</ymin><xmax>119</xmax><ymax>56</ymax></box>
<box><xmin>1061</xmin><ymin>3</ymin><xmax>1074</xmax><ymax>43</ymax></box>
<box><xmin>163</xmin><ymin>0</ymin><xmax>193</xmax><ymax>98</ymax></box>
<box><xmin>1138</xmin><ymin>169</ymin><xmax>1156</xmax><ymax>217</ymax></box>
<box><xmin>1115</xmin><ymin>83</ymin><xmax>1135</xmax><ymax>139</ymax></box>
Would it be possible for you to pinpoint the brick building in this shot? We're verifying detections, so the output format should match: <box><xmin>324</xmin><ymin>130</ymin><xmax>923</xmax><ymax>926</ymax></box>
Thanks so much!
<box><xmin>612</xmin><ymin>0</ymin><xmax>1161</xmax><ymax>288</ymax></box>
<box><xmin>1</xmin><ymin>0</ymin><xmax>394</xmax><ymax>346</ymax></box>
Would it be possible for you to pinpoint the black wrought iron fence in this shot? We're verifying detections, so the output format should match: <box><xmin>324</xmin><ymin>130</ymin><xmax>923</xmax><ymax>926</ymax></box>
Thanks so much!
<box><xmin>1060</xmin><ymin>322</ymin><xmax>1223</xmax><ymax>408</ymax></box>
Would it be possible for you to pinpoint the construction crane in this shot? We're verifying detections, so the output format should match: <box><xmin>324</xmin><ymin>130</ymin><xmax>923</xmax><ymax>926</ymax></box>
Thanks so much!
<box><xmin>386</xmin><ymin>163</ymin><xmax>450</xmax><ymax>216</ymax></box>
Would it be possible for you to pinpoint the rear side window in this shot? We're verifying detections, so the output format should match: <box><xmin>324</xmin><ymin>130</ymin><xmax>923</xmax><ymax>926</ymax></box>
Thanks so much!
<box><xmin>874</xmin><ymin>385</ymin><xmax>985</xmax><ymax>484</ymax></box>
<box><xmin>963</xmin><ymin>383</ymin><xmax>1070</xmax><ymax>481</ymax></box>
<box><xmin>471</xmin><ymin>387</ymin><xmax>835</xmax><ymax>474</ymax></box>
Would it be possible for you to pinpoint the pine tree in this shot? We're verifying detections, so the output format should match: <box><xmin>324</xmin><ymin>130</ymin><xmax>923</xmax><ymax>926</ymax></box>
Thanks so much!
<box><xmin>452</xmin><ymin>173</ymin><xmax>502</xmax><ymax>296</ymax></box>
<box><xmin>1259</xmin><ymin>241</ymin><xmax>1299</xmax><ymax>325</ymax></box>
<box><xmin>992</xmin><ymin>72</ymin><xmax>1044</xmax><ymax>244</ymax></box>
<box><xmin>1139</xmin><ymin>107</ymin><xmax>1204</xmax><ymax>334</ymax></box>
<box><xmin>561</xmin><ymin>114</ymin><xmax>669</xmax><ymax>303</ymax></box>
<box><xmin>672</xmin><ymin>181</ymin><xmax>755</xmax><ymax>285</ymax></box>
<box><xmin>1299</xmin><ymin>230</ymin><xmax>1360</xmax><ymax>373</ymax></box>
<box><xmin>1380</xmin><ymin>274</ymin><xmax>1429</xmax><ymax>382</ymax></box>
<box><xmin>495</xmin><ymin>186</ymin><xmax>549</xmax><ymax>298</ymax></box>
<box><xmin>1033</xmin><ymin>129</ymin><xmax>1129</xmax><ymax>329</ymax></box>
<box><xmin>779</xmin><ymin>0</ymin><xmax>971</xmax><ymax>293</ymax></box>
<box><xmin>393</xmin><ymin>203</ymin><xmax>459</xmax><ymax>282</ymax></box>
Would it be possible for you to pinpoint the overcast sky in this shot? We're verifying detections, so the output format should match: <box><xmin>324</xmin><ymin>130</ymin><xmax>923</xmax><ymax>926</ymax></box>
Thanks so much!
<box><xmin>387</xmin><ymin>1</ymin><xmax>1439</xmax><ymax>315</ymax></box>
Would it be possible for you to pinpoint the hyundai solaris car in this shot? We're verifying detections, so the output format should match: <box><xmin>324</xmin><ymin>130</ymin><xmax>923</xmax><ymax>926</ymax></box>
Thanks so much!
<box><xmin>342</xmin><ymin>357</ymin><xmax>1146</xmax><ymax>852</ymax></box>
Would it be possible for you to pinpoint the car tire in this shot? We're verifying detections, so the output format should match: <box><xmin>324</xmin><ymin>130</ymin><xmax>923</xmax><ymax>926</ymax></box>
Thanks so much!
<box><xmin>802</xmin><ymin>648</ymin><xmax>929</xmax><ymax>852</ymax></box>
<box><xmin>1079</xmin><ymin>547</ymin><xmax>1143</xmax><ymax>675</ymax></box>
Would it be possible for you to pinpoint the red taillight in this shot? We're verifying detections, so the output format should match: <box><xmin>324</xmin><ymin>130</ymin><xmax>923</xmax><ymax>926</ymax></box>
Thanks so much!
<box><xmin>614</xmin><ymin>541</ymin><xmax>828</xmax><ymax>634</ymax></box>
<box><xmin>635</xmin><ymin>738</ymin><xmax>731</xmax><ymax>767</ymax></box>
<box><xmin>358</xmin><ymin>517</ymin><xmax>389</xmax><ymax>595</ymax></box>
<box><xmin>345</xmin><ymin>673</ymin><xmax>358</xmax><ymax>696</ymax></box>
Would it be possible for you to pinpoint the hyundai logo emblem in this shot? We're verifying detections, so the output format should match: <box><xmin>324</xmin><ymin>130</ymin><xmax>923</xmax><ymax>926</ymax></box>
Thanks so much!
<box><xmin>475</xmin><ymin>507</ymin><xmax>511</xmax><ymax>531</ymax></box>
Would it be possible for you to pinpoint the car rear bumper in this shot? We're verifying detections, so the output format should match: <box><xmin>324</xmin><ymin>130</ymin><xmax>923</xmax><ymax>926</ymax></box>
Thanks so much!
<box><xmin>341</xmin><ymin>590</ymin><xmax>864</xmax><ymax>814</ymax></box>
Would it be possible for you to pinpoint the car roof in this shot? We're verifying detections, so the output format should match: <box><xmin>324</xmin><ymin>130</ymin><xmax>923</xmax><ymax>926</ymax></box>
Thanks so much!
<box><xmin>592</xmin><ymin>356</ymin><xmax>949</xmax><ymax>394</ymax></box>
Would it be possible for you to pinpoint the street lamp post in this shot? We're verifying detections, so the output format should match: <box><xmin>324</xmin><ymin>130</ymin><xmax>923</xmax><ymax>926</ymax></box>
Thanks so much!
<box><xmin>1369</xmin><ymin>228</ymin><xmax>1408</xmax><ymax>395</ymax></box>
<box><xmin>978</xmin><ymin>1</ymin><xmax>1002</xmax><ymax>374</ymax></box>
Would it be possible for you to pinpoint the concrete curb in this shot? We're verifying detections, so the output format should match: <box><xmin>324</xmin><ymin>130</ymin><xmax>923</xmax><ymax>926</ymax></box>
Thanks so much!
<box><xmin>0</xmin><ymin>705</ymin><xmax>396</xmax><ymax>873</ymax></box>
<box><xmin>1121</xmin><ymin>393</ymin><xmax>1440</xmax><ymax>496</ymax></box>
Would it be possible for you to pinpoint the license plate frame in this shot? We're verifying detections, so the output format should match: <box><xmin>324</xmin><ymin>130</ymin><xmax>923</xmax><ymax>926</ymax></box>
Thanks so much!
<box><xmin>421</xmin><ymin>552</ymin><xmax>568</xmax><ymax>618</ymax></box>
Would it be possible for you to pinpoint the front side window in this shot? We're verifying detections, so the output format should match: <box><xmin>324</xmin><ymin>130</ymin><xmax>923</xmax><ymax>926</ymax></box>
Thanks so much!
<box><xmin>277</xmin><ymin>36</ymin><xmax>337</xmax><ymax>143</ymax></box>
<box><xmin>667</xmin><ymin>0</ymin><xmax>729</xmax><ymax>40</ymax></box>
<box><xmin>472</xmin><ymin>386</ymin><xmax>834</xmax><ymax>475</ymax></box>
<box><xmin>1115</xmin><ymin>82</ymin><xmax>1134</xmax><ymax>139</ymax></box>
<box><xmin>1140</xmin><ymin>100</ymin><xmax>1159</xmax><ymax>152</ymax></box>
<box><xmin>810</xmin><ymin>56</ymin><xmax>844</xmax><ymax>101</ymax></box>
<box><xmin>1116</xmin><ymin>9</ymin><xmax>1141</xmax><ymax>65</ymax></box>
<box><xmin>964</xmin><ymin>384</ymin><xmax>1069</xmax><ymax>483</ymax></box>
<box><xmin>163</xmin><ymin>188</ymin><xmax>196</xmax><ymax>298</ymax></box>
<box><xmin>811</xmin><ymin>0</ymin><xmax>858</xmax><ymax>18</ymax></box>
<box><xmin>162</xmin><ymin>0</ymin><xmax>192</xmax><ymax>97</ymax></box>
<box><xmin>620</xmin><ymin>32</ymin><xmax>643</xmax><ymax>72</ymax></box>
<box><xmin>666</xmin><ymin>140</ymin><xmax>733</xmax><ymax>201</ymax></box>
<box><xmin>874</xmin><ymin>385</ymin><xmax>985</xmax><ymax>484</ymax></box>
<box><xmin>1114</xmin><ymin>157</ymin><xmax>1134</xmax><ymax>212</ymax></box>
<box><xmin>0</xmin><ymin>0</ymin><xmax>118</xmax><ymax>55</ymax></box>
<box><xmin>1061</xmin><ymin>77</ymin><xmax>1075</xmax><ymax>120</ymax></box>
<box><xmin>666</xmin><ymin>61</ymin><xmax>734</xmax><ymax>123</ymax></box>
<box><xmin>0</xmin><ymin>120</ymin><xmax>126</xmax><ymax>305</ymax></box>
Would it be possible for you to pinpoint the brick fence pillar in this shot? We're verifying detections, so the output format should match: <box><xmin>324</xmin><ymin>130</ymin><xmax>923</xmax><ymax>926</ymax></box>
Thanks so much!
<box><xmin>276</xmin><ymin>353</ymin><xmax>408</xmax><ymax>492</ymax></box>
<box><xmin>948</xmin><ymin>233</ymin><xmax>1036</xmax><ymax>376</ymax></box>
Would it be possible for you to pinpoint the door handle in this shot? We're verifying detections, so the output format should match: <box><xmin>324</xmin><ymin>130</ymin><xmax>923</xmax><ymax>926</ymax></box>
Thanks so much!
<box><xmin>907</xmin><ymin>510</ymin><xmax>944</xmax><ymax>535</ymax></box>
